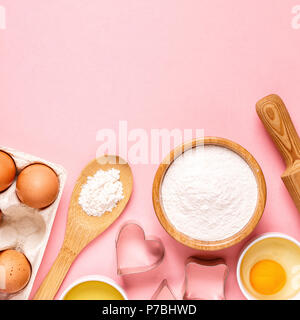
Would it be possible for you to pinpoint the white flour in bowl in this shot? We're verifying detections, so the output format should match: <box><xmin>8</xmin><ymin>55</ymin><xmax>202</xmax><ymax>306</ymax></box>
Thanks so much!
<box><xmin>161</xmin><ymin>145</ymin><xmax>258</xmax><ymax>241</ymax></box>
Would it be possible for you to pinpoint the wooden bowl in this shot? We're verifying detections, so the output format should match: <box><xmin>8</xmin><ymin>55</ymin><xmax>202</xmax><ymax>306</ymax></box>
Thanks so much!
<box><xmin>152</xmin><ymin>137</ymin><xmax>267</xmax><ymax>251</ymax></box>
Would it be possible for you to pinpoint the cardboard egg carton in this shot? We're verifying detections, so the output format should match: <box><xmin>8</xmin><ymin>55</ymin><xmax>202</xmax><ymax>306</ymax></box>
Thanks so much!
<box><xmin>0</xmin><ymin>146</ymin><xmax>67</xmax><ymax>300</ymax></box>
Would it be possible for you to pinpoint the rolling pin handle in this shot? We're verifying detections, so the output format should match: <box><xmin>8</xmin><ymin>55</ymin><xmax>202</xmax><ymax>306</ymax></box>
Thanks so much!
<box><xmin>256</xmin><ymin>94</ymin><xmax>300</xmax><ymax>167</ymax></box>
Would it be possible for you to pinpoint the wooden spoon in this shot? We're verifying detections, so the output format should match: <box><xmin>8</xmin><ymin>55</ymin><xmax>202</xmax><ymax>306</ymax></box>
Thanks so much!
<box><xmin>33</xmin><ymin>155</ymin><xmax>133</xmax><ymax>300</ymax></box>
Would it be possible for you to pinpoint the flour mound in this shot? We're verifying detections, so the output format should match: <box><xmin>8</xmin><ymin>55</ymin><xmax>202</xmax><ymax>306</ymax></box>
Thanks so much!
<box><xmin>79</xmin><ymin>168</ymin><xmax>124</xmax><ymax>216</ymax></box>
<box><xmin>161</xmin><ymin>145</ymin><xmax>258</xmax><ymax>241</ymax></box>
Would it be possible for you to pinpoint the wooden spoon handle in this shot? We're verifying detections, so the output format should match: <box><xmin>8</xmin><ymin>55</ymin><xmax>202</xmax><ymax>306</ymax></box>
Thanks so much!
<box><xmin>33</xmin><ymin>246</ymin><xmax>77</xmax><ymax>300</ymax></box>
<box><xmin>256</xmin><ymin>94</ymin><xmax>300</xmax><ymax>167</ymax></box>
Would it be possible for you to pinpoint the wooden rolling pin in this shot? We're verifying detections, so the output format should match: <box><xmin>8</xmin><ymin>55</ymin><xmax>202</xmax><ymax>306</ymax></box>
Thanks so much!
<box><xmin>256</xmin><ymin>94</ymin><xmax>300</xmax><ymax>212</ymax></box>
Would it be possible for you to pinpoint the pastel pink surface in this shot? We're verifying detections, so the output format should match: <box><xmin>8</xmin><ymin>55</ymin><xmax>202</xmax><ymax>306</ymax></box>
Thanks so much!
<box><xmin>1</xmin><ymin>0</ymin><xmax>300</xmax><ymax>300</ymax></box>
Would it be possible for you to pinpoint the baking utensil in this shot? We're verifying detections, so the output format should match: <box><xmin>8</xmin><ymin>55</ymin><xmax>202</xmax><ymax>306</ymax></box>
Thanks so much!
<box><xmin>152</xmin><ymin>137</ymin><xmax>266</xmax><ymax>251</ymax></box>
<box><xmin>183</xmin><ymin>257</ymin><xmax>229</xmax><ymax>300</ymax></box>
<box><xmin>116</xmin><ymin>222</ymin><xmax>165</xmax><ymax>275</ymax></box>
<box><xmin>33</xmin><ymin>155</ymin><xmax>133</xmax><ymax>300</ymax></box>
<box><xmin>256</xmin><ymin>94</ymin><xmax>300</xmax><ymax>212</ymax></box>
<box><xmin>151</xmin><ymin>279</ymin><xmax>176</xmax><ymax>300</ymax></box>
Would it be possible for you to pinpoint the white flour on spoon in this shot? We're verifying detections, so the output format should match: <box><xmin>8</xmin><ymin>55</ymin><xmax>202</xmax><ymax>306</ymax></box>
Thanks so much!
<box><xmin>161</xmin><ymin>145</ymin><xmax>258</xmax><ymax>241</ymax></box>
<box><xmin>79</xmin><ymin>168</ymin><xmax>124</xmax><ymax>217</ymax></box>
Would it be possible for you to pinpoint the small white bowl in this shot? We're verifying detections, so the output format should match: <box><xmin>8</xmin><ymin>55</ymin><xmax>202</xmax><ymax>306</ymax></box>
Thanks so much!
<box><xmin>237</xmin><ymin>232</ymin><xmax>300</xmax><ymax>300</ymax></box>
<box><xmin>59</xmin><ymin>275</ymin><xmax>128</xmax><ymax>300</ymax></box>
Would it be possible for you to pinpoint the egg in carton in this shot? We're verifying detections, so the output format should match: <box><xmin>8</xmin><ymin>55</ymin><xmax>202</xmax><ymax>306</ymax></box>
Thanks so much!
<box><xmin>0</xmin><ymin>146</ymin><xmax>67</xmax><ymax>300</ymax></box>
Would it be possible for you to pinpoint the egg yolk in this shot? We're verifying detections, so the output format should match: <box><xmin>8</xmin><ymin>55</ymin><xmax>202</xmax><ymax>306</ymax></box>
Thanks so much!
<box><xmin>250</xmin><ymin>260</ymin><xmax>286</xmax><ymax>295</ymax></box>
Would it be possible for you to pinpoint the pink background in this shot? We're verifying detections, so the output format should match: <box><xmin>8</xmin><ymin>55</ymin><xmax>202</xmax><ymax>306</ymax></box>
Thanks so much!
<box><xmin>1</xmin><ymin>0</ymin><xmax>300</xmax><ymax>300</ymax></box>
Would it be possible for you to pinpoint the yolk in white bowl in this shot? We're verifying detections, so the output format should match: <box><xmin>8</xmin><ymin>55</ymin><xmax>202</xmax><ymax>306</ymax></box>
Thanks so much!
<box><xmin>240</xmin><ymin>237</ymin><xmax>300</xmax><ymax>300</ymax></box>
<box><xmin>250</xmin><ymin>259</ymin><xmax>286</xmax><ymax>295</ymax></box>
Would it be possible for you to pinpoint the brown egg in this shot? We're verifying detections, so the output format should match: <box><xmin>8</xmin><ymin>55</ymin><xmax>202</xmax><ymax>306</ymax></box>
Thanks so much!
<box><xmin>16</xmin><ymin>163</ymin><xmax>59</xmax><ymax>209</ymax></box>
<box><xmin>0</xmin><ymin>249</ymin><xmax>31</xmax><ymax>294</ymax></box>
<box><xmin>0</xmin><ymin>210</ymin><xmax>2</xmax><ymax>225</ymax></box>
<box><xmin>0</xmin><ymin>151</ymin><xmax>16</xmax><ymax>192</ymax></box>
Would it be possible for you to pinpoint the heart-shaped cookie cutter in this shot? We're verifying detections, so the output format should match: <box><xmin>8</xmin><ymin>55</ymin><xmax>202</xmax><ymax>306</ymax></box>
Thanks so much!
<box><xmin>116</xmin><ymin>221</ymin><xmax>165</xmax><ymax>276</ymax></box>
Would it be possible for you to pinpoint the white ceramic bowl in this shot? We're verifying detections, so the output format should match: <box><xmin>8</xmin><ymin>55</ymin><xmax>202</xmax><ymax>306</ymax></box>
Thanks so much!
<box><xmin>237</xmin><ymin>232</ymin><xmax>300</xmax><ymax>300</ymax></box>
<box><xmin>59</xmin><ymin>275</ymin><xmax>128</xmax><ymax>300</ymax></box>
